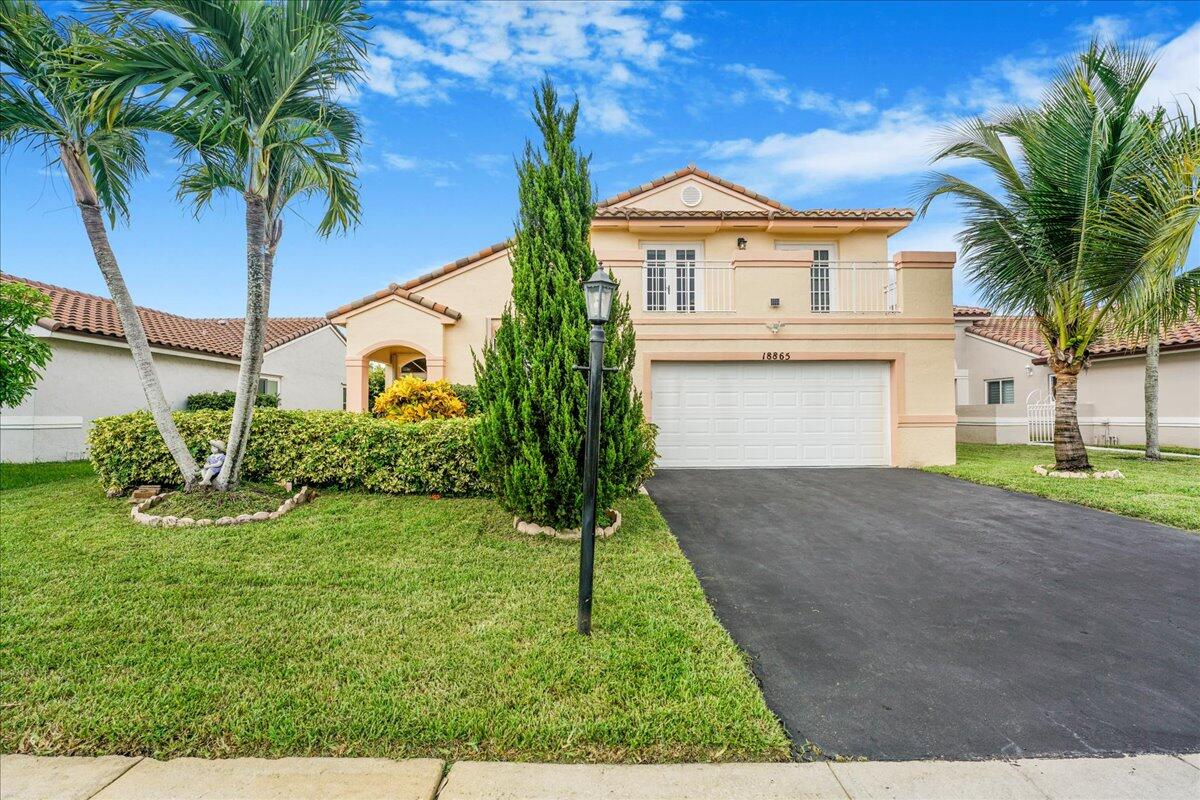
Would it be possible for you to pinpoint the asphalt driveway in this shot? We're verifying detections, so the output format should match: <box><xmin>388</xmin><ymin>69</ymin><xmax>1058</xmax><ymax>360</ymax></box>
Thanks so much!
<box><xmin>645</xmin><ymin>468</ymin><xmax>1200</xmax><ymax>761</ymax></box>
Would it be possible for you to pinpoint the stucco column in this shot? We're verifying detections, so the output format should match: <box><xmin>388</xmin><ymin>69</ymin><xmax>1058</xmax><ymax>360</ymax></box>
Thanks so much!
<box><xmin>383</xmin><ymin>357</ymin><xmax>396</xmax><ymax>385</ymax></box>
<box><xmin>426</xmin><ymin>356</ymin><xmax>446</xmax><ymax>381</ymax></box>
<box><xmin>345</xmin><ymin>358</ymin><xmax>369</xmax><ymax>412</ymax></box>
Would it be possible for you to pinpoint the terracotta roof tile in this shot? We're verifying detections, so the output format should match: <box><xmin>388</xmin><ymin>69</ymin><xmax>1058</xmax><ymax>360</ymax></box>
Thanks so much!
<box><xmin>594</xmin><ymin>206</ymin><xmax>914</xmax><ymax>220</ymax></box>
<box><xmin>596</xmin><ymin>164</ymin><xmax>796</xmax><ymax>210</ymax></box>
<box><xmin>966</xmin><ymin>313</ymin><xmax>1200</xmax><ymax>359</ymax></box>
<box><xmin>4</xmin><ymin>273</ymin><xmax>334</xmax><ymax>359</ymax></box>
<box><xmin>953</xmin><ymin>305</ymin><xmax>992</xmax><ymax>317</ymax></box>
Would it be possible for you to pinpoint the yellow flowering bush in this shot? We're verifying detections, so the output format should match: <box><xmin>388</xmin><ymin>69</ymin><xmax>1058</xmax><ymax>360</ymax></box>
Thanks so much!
<box><xmin>372</xmin><ymin>376</ymin><xmax>467</xmax><ymax>422</ymax></box>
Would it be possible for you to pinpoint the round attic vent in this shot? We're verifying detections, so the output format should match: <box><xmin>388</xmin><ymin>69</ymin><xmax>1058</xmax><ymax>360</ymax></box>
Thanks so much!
<box><xmin>680</xmin><ymin>184</ymin><xmax>703</xmax><ymax>207</ymax></box>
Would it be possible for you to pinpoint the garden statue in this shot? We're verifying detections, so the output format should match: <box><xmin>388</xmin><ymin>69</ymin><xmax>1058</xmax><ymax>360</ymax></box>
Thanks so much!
<box><xmin>199</xmin><ymin>440</ymin><xmax>226</xmax><ymax>486</ymax></box>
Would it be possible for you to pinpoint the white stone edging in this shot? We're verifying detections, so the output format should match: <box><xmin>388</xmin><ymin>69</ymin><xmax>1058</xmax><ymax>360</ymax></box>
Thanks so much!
<box><xmin>513</xmin><ymin>509</ymin><xmax>622</xmax><ymax>541</ymax></box>
<box><xmin>129</xmin><ymin>486</ymin><xmax>316</xmax><ymax>527</ymax></box>
<box><xmin>1032</xmin><ymin>465</ymin><xmax>1124</xmax><ymax>479</ymax></box>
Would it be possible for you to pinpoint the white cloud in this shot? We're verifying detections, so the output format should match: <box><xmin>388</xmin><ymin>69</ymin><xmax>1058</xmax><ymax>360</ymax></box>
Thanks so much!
<box><xmin>1138</xmin><ymin>19</ymin><xmax>1200</xmax><ymax>111</ymax></box>
<box><xmin>669</xmin><ymin>32</ymin><xmax>696</xmax><ymax>50</ymax></box>
<box><xmin>1074</xmin><ymin>15</ymin><xmax>1130</xmax><ymax>43</ymax></box>
<box><xmin>364</xmin><ymin>1</ymin><xmax>690</xmax><ymax>133</ymax></box>
<box><xmin>384</xmin><ymin>154</ymin><xmax>420</xmax><ymax>171</ymax></box>
<box><xmin>724</xmin><ymin>63</ymin><xmax>875</xmax><ymax>118</ymax></box>
<box><xmin>661</xmin><ymin>3</ymin><xmax>684</xmax><ymax>22</ymax></box>
<box><xmin>702</xmin><ymin>107</ymin><xmax>949</xmax><ymax>196</ymax></box>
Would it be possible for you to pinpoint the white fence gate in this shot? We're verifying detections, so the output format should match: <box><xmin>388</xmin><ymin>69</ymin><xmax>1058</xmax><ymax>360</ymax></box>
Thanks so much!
<box><xmin>1027</xmin><ymin>391</ymin><xmax>1055</xmax><ymax>444</ymax></box>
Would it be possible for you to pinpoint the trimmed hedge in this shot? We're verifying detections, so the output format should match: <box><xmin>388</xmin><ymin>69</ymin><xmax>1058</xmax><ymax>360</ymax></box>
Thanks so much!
<box><xmin>88</xmin><ymin>409</ymin><xmax>484</xmax><ymax>495</ymax></box>
<box><xmin>186</xmin><ymin>390</ymin><xmax>280</xmax><ymax>410</ymax></box>
<box><xmin>449</xmin><ymin>383</ymin><xmax>482</xmax><ymax>415</ymax></box>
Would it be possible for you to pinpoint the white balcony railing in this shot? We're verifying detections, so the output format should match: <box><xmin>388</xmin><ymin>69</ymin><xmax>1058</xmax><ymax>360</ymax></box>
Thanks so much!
<box><xmin>642</xmin><ymin>261</ymin><xmax>735</xmax><ymax>313</ymax></box>
<box><xmin>639</xmin><ymin>260</ymin><xmax>900</xmax><ymax>314</ymax></box>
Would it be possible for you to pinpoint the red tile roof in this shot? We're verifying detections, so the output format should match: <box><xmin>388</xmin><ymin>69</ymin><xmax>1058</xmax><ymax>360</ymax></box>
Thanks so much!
<box><xmin>594</xmin><ymin>206</ymin><xmax>914</xmax><ymax>220</ymax></box>
<box><xmin>953</xmin><ymin>305</ymin><xmax>992</xmax><ymax>317</ymax></box>
<box><xmin>4</xmin><ymin>273</ymin><xmax>336</xmax><ymax>360</ymax></box>
<box><xmin>966</xmin><ymin>313</ymin><xmax>1200</xmax><ymax>359</ymax></box>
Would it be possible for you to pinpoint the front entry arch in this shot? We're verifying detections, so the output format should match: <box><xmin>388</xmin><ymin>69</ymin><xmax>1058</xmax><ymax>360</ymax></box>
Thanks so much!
<box><xmin>345</xmin><ymin>339</ymin><xmax>444</xmax><ymax>412</ymax></box>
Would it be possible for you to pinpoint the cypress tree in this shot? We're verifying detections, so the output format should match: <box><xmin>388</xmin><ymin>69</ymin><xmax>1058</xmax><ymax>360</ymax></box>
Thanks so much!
<box><xmin>474</xmin><ymin>79</ymin><xmax>651</xmax><ymax>529</ymax></box>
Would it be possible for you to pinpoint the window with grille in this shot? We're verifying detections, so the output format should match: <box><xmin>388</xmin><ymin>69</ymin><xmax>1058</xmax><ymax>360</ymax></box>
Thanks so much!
<box><xmin>645</xmin><ymin>248</ymin><xmax>667</xmax><ymax>311</ymax></box>
<box><xmin>673</xmin><ymin>248</ymin><xmax>696</xmax><ymax>312</ymax></box>
<box><xmin>811</xmin><ymin>248</ymin><xmax>832</xmax><ymax>313</ymax></box>
<box><xmin>986</xmin><ymin>378</ymin><xmax>1015</xmax><ymax>405</ymax></box>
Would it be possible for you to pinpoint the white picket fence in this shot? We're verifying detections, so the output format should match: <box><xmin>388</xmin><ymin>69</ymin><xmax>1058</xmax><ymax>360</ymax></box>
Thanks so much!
<box><xmin>1027</xmin><ymin>391</ymin><xmax>1055</xmax><ymax>443</ymax></box>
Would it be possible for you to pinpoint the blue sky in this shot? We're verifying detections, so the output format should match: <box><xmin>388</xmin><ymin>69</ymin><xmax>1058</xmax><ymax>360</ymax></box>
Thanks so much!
<box><xmin>2</xmin><ymin>1</ymin><xmax>1198</xmax><ymax>316</ymax></box>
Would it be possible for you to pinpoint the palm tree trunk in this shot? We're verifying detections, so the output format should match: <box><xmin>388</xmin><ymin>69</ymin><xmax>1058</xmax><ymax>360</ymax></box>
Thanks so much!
<box><xmin>214</xmin><ymin>193</ymin><xmax>270</xmax><ymax>490</ymax></box>
<box><xmin>1051</xmin><ymin>365</ymin><xmax>1091</xmax><ymax>471</ymax></box>
<box><xmin>1144</xmin><ymin>327</ymin><xmax>1161</xmax><ymax>460</ymax></box>
<box><xmin>60</xmin><ymin>143</ymin><xmax>199</xmax><ymax>486</ymax></box>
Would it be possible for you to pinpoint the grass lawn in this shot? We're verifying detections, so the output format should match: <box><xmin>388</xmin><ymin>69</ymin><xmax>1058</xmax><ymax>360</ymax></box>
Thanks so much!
<box><xmin>0</xmin><ymin>464</ymin><xmax>788</xmax><ymax>763</ymax></box>
<box><xmin>152</xmin><ymin>483</ymin><xmax>292</xmax><ymax>518</ymax></box>
<box><xmin>1100</xmin><ymin>443</ymin><xmax>1200</xmax><ymax>456</ymax></box>
<box><xmin>0</xmin><ymin>460</ymin><xmax>94</xmax><ymax>490</ymax></box>
<box><xmin>925</xmin><ymin>444</ymin><xmax>1200</xmax><ymax>531</ymax></box>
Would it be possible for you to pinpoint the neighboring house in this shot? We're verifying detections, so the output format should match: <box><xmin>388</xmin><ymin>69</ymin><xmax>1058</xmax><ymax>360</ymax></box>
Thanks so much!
<box><xmin>954</xmin><ymin>306</ymin><xmax>1200</xmax><ymax>448</ymax></box>
<box><xmin>328</xmin><ymin>165</ymin><xmax>958</xmax><ymax>468</ymax></box>
<box><xmin>1</xmin><ymin>274</ymin><xmax>347</xmax><ymax>463</ymax></box>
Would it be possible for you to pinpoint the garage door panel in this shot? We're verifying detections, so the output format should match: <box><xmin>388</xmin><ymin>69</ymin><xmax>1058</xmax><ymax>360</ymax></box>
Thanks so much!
<box><xmin>652</xmin><ymin>361</ymin><xmax>889</xmax><ymax>468</ymax></box>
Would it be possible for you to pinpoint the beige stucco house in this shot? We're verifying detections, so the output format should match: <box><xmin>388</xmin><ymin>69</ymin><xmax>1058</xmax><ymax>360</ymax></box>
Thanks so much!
<box><xmin>954</xmin><ymin>307</ymin><xmax>1200</xmax><ymax>448</ymax></box>
<box><xmin>1</xmin><ymin>274</ymin><xmax>347</xmax><ymax>463</ymax></box>
<box><xmin>328</xmin><ymin>166</ymin><xmax>958</xmax><ymax>468</ymax></box>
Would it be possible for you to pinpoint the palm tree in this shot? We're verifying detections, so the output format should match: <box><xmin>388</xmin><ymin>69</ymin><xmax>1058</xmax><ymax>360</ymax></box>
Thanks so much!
<box><xmin>90</xmin><ymin>0</ymin><xmax>366</xmax><ymax>489</ymax></box>
<box><xmin>0</xmin><ymin>0</ymin><xmax>200</xmax><ymax>484</ymax></box>
<box><xmin>1103</xmin><ymin>108</ymin><xmax>1200</xmax><ymax>459</ymax></box>
<box><xmin>918</xmin><ymin>43</ymin><xmax>1189</xmax><ymax>471</ymax></box>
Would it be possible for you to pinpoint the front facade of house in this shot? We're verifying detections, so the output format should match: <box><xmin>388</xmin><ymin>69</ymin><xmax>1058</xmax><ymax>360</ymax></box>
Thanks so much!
<box><xmin>1</xmin><ymin>275</ymin><xmax>347</xmax><ymax>463</ymax></box>
<box><xmin>329</xmin><ymin>167</ymin><xmax>958</xmax><ymax>468</ymax></box>
<box><xmin>954</xmin><ymin>308</ymin><xmax>1200</xmax><ymax>448</ymax></box>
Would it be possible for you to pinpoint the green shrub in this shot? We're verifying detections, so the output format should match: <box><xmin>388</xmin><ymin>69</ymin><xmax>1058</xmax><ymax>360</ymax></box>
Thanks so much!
<box><xmin>185</xmin><ymin>390</ymin><xmax>280</xmax><ymax>411</ymax></box>
<box><xmin>373</xmin><ymin>376</ymin><xmax>466</xmax><ymax>422</ymax></box>
<box><xmin>89</xmin><ymin>409</ymin><xmax>484</xmax><ymax>495</ymax></box>
<box><xmin>449</xmin><ymin>383</ymin><xmax>482</xmax><ymax>415</ymax></box>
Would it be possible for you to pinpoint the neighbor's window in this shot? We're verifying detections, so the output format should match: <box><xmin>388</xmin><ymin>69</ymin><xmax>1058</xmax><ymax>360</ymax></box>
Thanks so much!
<box><xmin>258</xmin><ymin>377</ymin><xmax>280</xmax><ymax>397</ymax></box>
<box><xmin>985</xmin><ymin>378</ymin><xmax>1014</xmax><ymax>405</ymax></box>
<box><xmin>811</xmin><ymin>248</ymin><xmax>832</xmax><ymax>313</ymax></box>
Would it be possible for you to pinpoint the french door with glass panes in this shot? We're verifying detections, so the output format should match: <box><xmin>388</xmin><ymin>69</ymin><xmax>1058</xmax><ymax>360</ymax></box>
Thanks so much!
<box><xmin>775</xmin><ymin>242</ymin><xmax>838</xmax><ymax>313</ymax></box>
<box><xmin>644</xmin><ymin>244</ymin><xmax>704</xmax><ymax>312</ymax></box>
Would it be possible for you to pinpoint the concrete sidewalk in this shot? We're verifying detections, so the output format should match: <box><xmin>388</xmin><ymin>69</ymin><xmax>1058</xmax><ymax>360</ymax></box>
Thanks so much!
<box><xmin>3</xmin><ymin>753</ymin><xmax>1197</xmax><ymax>800</ymax></box>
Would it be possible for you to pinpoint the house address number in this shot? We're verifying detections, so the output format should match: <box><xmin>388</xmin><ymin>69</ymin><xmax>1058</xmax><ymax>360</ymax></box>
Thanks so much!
<box><xmin>761</xmin><ymin>351</ymin><xmax>792</xmax><ymax>360</ymax></box>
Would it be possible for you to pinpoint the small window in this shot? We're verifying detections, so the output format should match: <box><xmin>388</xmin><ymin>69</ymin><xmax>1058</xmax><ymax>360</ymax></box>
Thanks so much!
<box><xmin>985</xmin><ymin>378</ymin><xmax>1014</xmax><ymax>405</ymax></box>
<box><xmin>258</xmin><ymin>377</ymin><xmax>280</xmax><ymax>397</ymax></box>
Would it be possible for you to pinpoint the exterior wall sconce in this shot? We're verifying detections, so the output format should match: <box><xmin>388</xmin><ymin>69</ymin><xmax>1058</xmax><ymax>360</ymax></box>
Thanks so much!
<box><xmin>736</xmin><ymin>237</ymin><xmax>748</xmax><ymax>250</ymax></box>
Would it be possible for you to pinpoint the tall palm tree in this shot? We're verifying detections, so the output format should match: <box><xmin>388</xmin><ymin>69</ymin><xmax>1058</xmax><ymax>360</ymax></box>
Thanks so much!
<box><xmin>918</xmin><ymin>43</ymin><xmax>1185</xmax><ymax>471</ymax></box>
<box><xmin>1103</xmin><ymin>107</ymin><xmax>1200</xmax><ymax>459</ymax></box>
<box><xmin>90</xmin><ymin>0</ymin><xmax>366</xmax><ymax>489</ymax></box>
<box><xmin>0</xmin><ymin>0</ymin><xmax>200</xmax><ymax>484</ymax></box>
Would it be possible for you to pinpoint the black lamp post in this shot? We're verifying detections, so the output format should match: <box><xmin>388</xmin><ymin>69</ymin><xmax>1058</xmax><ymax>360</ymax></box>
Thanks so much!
<box><xmin>578</xmin><ymin>267</ymin><xmax>616</xmax><ymax>636</ymax></box>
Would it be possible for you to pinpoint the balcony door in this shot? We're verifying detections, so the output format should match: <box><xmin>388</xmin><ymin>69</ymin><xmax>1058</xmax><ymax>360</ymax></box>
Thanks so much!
<box><xmin>644</xmin><ymin>243</ymin><xmax>705</xmax><ymax>312</ymax></box>
<box><xmin>775</xmin><ymin>242</ymin><xmax>838</xmax><ymax>313</ymax></box>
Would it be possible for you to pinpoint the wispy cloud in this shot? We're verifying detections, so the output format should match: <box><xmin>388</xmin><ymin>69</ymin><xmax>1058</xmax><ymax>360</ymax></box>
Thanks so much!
<box><xmin>1074</xmin><ymin>14</ymin><xmax>1130</xmax><ymax>43</ymax></box>
<box><xmin>364</xmin><ymin>1</ymin><xmax>693</xmax><ymax>133</ymax></box>
<box><xmin>725</xmin><ymin>64</ymin><xmax>875</xmax><ymax>118</ymax></box>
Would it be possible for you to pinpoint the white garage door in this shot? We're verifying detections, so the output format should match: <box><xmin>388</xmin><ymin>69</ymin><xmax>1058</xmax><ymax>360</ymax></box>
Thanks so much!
<box><xmin>651</xmin><ymin>361</ymin><xmax>890</xmax><ymax>467</ymax></box>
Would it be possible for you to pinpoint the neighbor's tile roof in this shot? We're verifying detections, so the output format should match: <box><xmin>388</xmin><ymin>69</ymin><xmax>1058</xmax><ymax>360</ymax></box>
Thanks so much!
<box><xmin>966</xmin><ymin>313</ymin><xmax>1200</xmax><ymax>359</ymax></box>
<box><xmin>953</xmin><ymin>305</ymin><xmax>992</xmax><ymax>317</ymax></box>
<box><xmin>4</xmin><ymin>273</ymin><xmax>334</xmax><ymax>359</ymax></box>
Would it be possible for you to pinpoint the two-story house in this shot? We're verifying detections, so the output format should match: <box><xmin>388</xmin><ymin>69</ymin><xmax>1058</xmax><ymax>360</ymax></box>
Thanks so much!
<box><xmin>327</xmin><ymin>166</ymin><xmax>958</xmax><ymax>467</ymax></box>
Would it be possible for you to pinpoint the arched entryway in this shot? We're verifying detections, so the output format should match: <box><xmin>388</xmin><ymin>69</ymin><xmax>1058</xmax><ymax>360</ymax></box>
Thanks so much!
<box><xmin>345</xmin><ymin>340</ymin><xmax>445</xmax><ymax>412</ymax></box>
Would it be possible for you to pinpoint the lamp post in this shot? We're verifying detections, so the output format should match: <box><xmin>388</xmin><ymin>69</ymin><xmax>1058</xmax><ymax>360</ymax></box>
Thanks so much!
<box><xmin>578</xmin><ymin>267</ymin><xmax>616</xmax><ymax>636</ymax></box>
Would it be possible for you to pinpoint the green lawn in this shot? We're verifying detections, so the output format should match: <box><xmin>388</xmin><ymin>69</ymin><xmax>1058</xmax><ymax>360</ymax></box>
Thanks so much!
<box><xmin>0</xmin><ymin>464</ymin><xmax>788</xmax><ymax>763</ymax></box>
<box><xmin>0</xmin><ymin>460</ymin><xmax>94</xmax><ymax>490</ymax></box>
<box><xmin>925</xmin><ymin>444</ymin><xmax>1200</xmax><ymax>531</ymax></box>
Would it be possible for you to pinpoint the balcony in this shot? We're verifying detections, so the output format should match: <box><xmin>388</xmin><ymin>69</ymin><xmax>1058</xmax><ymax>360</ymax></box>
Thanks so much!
<box><xmin>637</xmin><ymin>259</ymin><xmax>900</xmax><ymax>315</ymax></box>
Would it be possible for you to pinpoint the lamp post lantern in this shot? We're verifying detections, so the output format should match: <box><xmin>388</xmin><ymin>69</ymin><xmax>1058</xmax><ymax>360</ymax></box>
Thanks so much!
<box><xmin>578</xmin><ymin>267</ymin><xmax>616</xmax><ymax>635</ymax></box>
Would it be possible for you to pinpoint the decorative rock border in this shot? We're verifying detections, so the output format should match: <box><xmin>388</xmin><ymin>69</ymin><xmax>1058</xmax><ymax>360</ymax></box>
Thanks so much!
<box><xmin>130</xmin><ymin>486</ymin><xmax>316</xmax><ymax>527</ymax></box>
<box><xmin>1033</xmin><ymin>465</ymin><xmax>1124</xmax><ymax>480</ymax></box>
<box><xmin>513</xmin><ymin>509</ymin><xmax>622</xmax><ymax>542</ymax></box>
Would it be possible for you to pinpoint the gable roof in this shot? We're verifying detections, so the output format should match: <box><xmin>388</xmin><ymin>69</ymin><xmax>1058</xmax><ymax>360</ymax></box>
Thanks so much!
<box><xmin>330</xmin><ymin>166</ymin><xmax>915</xmax><ymax>314</ymax></box>
<box><xmin>966</xmin><ymin>313</ymin><xmax>1200</xmax><ymax>360</ymax></box>
<box><xmin>595</xmin><ymin>164</ymin><xmax>914</xmax><ymax>221</ymax></box>
<box><xmin>4</xmin><ymin>273</ymin><xmax>336</xmax><ymax>360</ymax></box>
